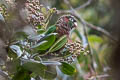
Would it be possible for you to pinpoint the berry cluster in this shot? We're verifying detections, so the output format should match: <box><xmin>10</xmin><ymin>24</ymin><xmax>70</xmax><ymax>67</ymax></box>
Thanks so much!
<box><xmin>25</xmin><ymin>0</ymin><xmax>45</xmax><ymax>26</ymax></box>
<box><xmin>0</xmin><ymin>4</ymin><xmax>8</xmax><ymax>18</ymax></box>
<box><xmin>49</xmin><ymin>41</ymin><xmax>89</xmax><ymax>63</ymax></box>
<box><xmin>59</xmin><ymin>41</ymin><xmax>84</xmax><ymax>63</ymax></box>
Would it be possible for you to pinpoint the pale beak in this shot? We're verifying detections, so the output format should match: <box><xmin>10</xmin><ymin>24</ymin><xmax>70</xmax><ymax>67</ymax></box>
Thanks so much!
<box><xmin>74</xmin><ymin>22</ymin><xmax>78</xmax><ymax>27</ymax></box>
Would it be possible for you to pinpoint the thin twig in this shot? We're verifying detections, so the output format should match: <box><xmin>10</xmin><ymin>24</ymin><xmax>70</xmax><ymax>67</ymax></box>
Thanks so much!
<box><xmin>96</xmin><ymin>74</ymin><xmax>109</xmax><ymax>78</ymax></box>
<box><xmin>88</xmin><ymin>74</ymin><xmax>110</xmax><ymax>80</ymax></box>
<box><xmin>63</xmin><ymin>0</ymin><xmax>72</xmax><ymax>9</ymax></box>
<box><xmin>60</xmin><ymin>0</ymin><xmax>93</xmax><ymax>13</ymax></box>
<box><xmin>85</xmin><ymin>22</ymin><xmax>118</xmax><ymax>42</ymax></box>
<box><xmin>75</xmin><ymin>0</ymin><xmax>92</xmax><ymax>10</ymax></box>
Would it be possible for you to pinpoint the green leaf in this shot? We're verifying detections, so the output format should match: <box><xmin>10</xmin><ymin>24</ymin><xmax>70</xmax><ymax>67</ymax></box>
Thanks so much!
<box><xmin>14</xmin><ymin>32</ymin><xmax>28</xmax><ymax>40</ymax></box>
<box><xmin>88</xmin><ymin>35</ymin><xmax>103</xmax><ymax>43</ymax></box>
<box><xmin>9</xmin><ymin>45</ymin><xmax>23</xmax><ymax>58</ymax></box>
<box><xmin>45</xmin><ymin>25</ymin><xmax>56</xmax><ymax>35</ymax></box>
<box><xmin>22</xmin><ymin>61</ymin><xmax>46</xmax><ymax>76</ymax></box>
<box><xmin>77</xmin><ymin>52</ymin><xmax>86</xmax><ymax>63</ymax></box>
<box><xmin>37</xmin><ymin>25</ymin><xmax>42</xmax><ymax>29</ymax></box>
<box><xmin>28</xmin><ymin>34</ymin><xmax>45</xmax><ymax>41</ymax></box>
<box><xmin>59</xmin><ymin>62</ymin><xmax>76</xmax><ymax>75</ymax></box>
<box><xmin>12</xmin><ymin>67</ymin><xmax>30</xmax><ymax>80</ymax></box>
<box><xmin>31</xmin><ymin>33</ymin><xmax>57</xmax><ymax>51</ymax></box>
<box><xmin>48</xmin><ymin>35</ymin><xmax>67</xmax><ymax>52</ymax></box>
<box><xmin>6</xmin><ymin>59</ymin><xmax>21</xmax><ymax>74</ymax></box>
<box><xmin>74</xmin><ymin>29</ymin><xmax>82</xmax><ymax>40</ymax></box>
<box><xmin>22</xmin><ymin>60</ymin><xmax>57</xmax><ymax>79</ymax></box>
<box><xmin>41</xmin><ymin>7</ymin><xmax>47</xmax><ymax>15</ymax></box>
<box><xmin>31</xmin><ymin>41</ymin><xmax>48</xmax><ymax>50</ymax></box>
<box><xmin>42</xmin><ymin>65</ymin><xmax>57</xmax><ymax>79</ymax></box>
<box><xmin>37</xmin><ymin>29</ymin><xmax>45</xmax><ymax>34</ymax></box>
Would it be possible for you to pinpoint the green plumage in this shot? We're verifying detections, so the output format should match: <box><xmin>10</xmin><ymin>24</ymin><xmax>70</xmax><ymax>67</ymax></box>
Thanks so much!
<box><xmin>45</xmin><ymin>15</ymin><xmax>77</xmax><ymax>37</ymax></box>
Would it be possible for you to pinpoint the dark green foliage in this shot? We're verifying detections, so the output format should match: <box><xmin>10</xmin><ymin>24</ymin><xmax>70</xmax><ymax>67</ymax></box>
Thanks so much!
<box><xmin>12</xmin><ymin>67</ymin><xmax>31</xmax><ymax>80</ymax></box>
<box><xmin>31</xmin><ymin>33</ymin><xmax>57</xmax><ymax>51</ymax></box>
<box><xmin>8</xmin><ymin>45</ymin><xmax>23</xmax><ymax>59</ymax></box>
<box><xmin>48</xmin><ymin>35</ymin><xmax>67</xmax><ymax>53</ymax></box>
<box><xmin>45</xmin><ymin>25</ymin><xmax>56</xmax><ymax>35</ymax></box>
<box><xmin>22</xmin><ymin>61</ymin><xmax>46</xmax><ymax>77</ymax></box>
<box><xmin>59</xmin><ymin>62</ymin><xmax>76</xmax><ymax>75</ymax></box>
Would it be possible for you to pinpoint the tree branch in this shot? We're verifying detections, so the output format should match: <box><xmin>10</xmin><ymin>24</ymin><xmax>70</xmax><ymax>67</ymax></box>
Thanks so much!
<box><xmin>57</xmin><ymin>9</ymin><xmax>118</xmax><ymax>43</ymax></box>
<box><xmin>75</xmin><ymin>0</ymin><xmax>92</xmax><ymax>10</ymax></box>
<box><xmin>57</xmin><ymin>0</ymin><xmax>118</xmax><ymax>42</ymax></box>
<box><xmin>61</xmin><ymin>0</ymin><xmax>93</xmax><ymax>13</ymax></box>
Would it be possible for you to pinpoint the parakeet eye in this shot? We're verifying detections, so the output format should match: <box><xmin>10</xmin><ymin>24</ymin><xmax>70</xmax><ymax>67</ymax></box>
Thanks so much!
<box><xmin>69</xmin><ymin>18</ymin><xmax>74</xmax><ymax>22</ymax></box>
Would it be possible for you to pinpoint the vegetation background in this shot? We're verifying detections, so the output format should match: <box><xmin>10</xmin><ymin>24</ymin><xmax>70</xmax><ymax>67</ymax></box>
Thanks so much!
<box><xmin>0</xmin><ymin>0</ymin><xmax>120</xmax><ymax>80</ymax></box>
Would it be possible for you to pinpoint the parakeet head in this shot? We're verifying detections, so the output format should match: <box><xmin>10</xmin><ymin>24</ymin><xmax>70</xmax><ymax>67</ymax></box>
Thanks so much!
<box><xmin>56</xmin><ymin>15</ymin><xmax>77</xmax><ymax>36</ymax></box>
<box><xmin>63</xmin><ymin>15</ymin><xmax>77</xmax><ymax>28</ymax></box>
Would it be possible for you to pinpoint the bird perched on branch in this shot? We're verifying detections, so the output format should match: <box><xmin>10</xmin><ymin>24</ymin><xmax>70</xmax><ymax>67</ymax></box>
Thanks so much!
<box><xmin>30</xmin><ymin>15</ymin><xmax>78</xmax><ymax>61</ymax></box>
<box><xmin>45</xmin><ymin>15</ymin><xmax>77</xmax><ymax>37</ymax></box>
<box><xmin>44</xmin><ymin>15</ymin><xmax>78</xmax><ymax>59</ymax></box>
<box><xmin>29</xmin><ymin>15</ymin><xmax>77</xmax><ymax>43</ymax></box>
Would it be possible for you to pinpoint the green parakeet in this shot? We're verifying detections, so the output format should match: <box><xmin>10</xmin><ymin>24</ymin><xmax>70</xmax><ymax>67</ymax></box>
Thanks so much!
<box><xmin>45</xmin><ymin>15</ymin><xmax>77</xmax><ymax>37</ymax></box>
